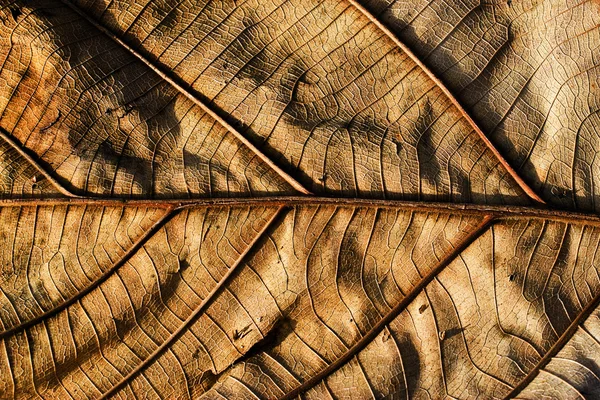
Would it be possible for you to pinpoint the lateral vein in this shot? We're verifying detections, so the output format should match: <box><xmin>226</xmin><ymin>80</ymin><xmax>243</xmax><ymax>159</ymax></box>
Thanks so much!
<box><xmin>278</xmin><ymin>214</ymin><xmax>496</xmax><ymax>400</ymax></box>
<box><xmin>0</xmin><ymin>206</ymin><xmax>177</xmax><ymax>340</ymax></box>
<box><xmin>344</xmin><ymin>0</ymin><xmax>546</xmax><ymax>205</ymax></box>
<box><xmin>0</xmin><ymin>128</ymin><xmax>81</xmax><ymax>198</ymax></box>
<box><xmin>59</xmin><ymin>0</ymin><xmax>312</xmax><ymax>196</ymax></box>
<box><xmin>99</xmin><ymin>206</ymin><xmax>286</xmax><ymax>399</ymax></box>
<box><xmin>503</xmin><ymin>288</ymin><xmax>600</xmax><ymax>399</ymax></box>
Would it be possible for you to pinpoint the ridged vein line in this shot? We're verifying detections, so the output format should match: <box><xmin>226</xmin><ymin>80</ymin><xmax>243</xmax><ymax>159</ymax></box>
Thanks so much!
<box><xmin>0</xmin><ymin>206</ymin><xmax>177</xmax><ymax>340</ymax></box>
<box><xmin>503</xmin><ymin>288</ymin><xmax>600</xmax><ymax>398</ymax></box>
<box><xmin>0</xmin><ymin>197</ymin><xmax>598</xmax><ymax>225</ymax></box>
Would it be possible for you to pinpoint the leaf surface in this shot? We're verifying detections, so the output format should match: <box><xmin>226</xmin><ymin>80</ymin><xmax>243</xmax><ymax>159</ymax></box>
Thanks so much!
<box><xmin>362</xmin><ymin>0</ymin><xmax>600</xmax><ymax>210</ymax></box>
<box><xmin>0</xmin><ymin>0</ymin><xmax>599</xmax><ymax>399</ymax></box>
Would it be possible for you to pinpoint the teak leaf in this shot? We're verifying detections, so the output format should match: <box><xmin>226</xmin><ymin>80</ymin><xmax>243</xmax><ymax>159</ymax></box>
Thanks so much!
<box><xmin>0</xmin><ymin>0</ymin><xmax>599</xmax><ymax>399</ymax></box>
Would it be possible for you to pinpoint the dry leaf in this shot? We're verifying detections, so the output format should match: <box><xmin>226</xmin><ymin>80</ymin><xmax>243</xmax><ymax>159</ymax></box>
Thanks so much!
<box><xmin>0</xmin><ymin>0</ymin><xmax>599</xmax><ymax>398</ymax></box>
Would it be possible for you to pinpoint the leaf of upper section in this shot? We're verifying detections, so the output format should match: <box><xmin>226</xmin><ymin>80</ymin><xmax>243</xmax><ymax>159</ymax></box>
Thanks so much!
<box><xmin>360</xmin><ymin>0</ymin><xmax>600</xmax><ymax>210</ymax></box>
<box><xmin>36</xmin><ymin>0</ymin><xmax>531</xmax><ymax>203</ymax></box>
<box><xmin>0</xmin><ymin>140</ymin><xmax>60</xmax><ymax>197</ymax></box>
<box><xmin>0</xmin><ymin>2</ymin><xmax>293</xmax><ymax>197</ymax></box>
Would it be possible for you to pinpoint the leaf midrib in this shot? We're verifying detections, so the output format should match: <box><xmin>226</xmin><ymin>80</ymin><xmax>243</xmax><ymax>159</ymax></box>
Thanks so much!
<box><xmin>0</xmin><ymin>196</ymin><xmax>596</xmax><ymax>224</ymax></box>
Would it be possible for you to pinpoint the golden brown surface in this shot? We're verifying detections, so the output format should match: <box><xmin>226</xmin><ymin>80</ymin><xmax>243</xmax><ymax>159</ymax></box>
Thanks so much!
<box><xmin>0</xmin><ymin>0</ymin><xmax>599</xmax><ymax>399</ymax></box>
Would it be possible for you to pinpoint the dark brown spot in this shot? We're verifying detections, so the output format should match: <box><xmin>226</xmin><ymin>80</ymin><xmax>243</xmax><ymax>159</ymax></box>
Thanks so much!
<box><xmin>40</xmin><ymin>110</ymin><xmax>61</xmax><ymax>132</ymax></box>
<box><xmin>178</xmin><ymin>259</ymin><xmax>190</xmax><ymax>272</ymax></box>
<box><xmin>233</xmin><ymin>324</ymin><xmax>252</xmax><ymax>341</ymax></box>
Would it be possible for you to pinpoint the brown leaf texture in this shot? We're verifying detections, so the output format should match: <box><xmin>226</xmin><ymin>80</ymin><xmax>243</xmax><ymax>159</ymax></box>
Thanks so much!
<box><xmin>0</xmin><ymin>0</ymin><xmax>599</xmax><ymax>399</ymax></box>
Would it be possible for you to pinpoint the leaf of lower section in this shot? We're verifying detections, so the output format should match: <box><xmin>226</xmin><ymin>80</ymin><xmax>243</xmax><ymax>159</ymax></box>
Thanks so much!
<box><xmin>203</xmin><ymin>218</ymin><xmax>600</xmax><ymax>399</ymax></box>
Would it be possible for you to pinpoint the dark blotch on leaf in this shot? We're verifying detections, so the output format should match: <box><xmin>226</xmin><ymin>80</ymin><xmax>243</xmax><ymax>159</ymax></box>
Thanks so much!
<box><xmin>395</xmin><ymin>140</ymin><xmax>403</xmax><ymax>156</ymax></box>
<box><xmin>178</xmin><ymin>259</ymin><xmax>190</xmax><ymax>272</ymax></box>
<box><xmin>441</xmin><ymin>327</ymin><xmax>466</xmax><ymax>341</ymax></box>
<box><xmin>113</xmin><ymin>317</ymin><xmax>133</xmax><ymax>340</ymax></box>
<box><xmin>415</xmin><ymin>99</ymin><xmax>441</xmax><ymax>188</ymax></box>
<box><xmin>398</xmin><ymin>336</ymin><xmax>420</xmax><ymax>398</ymax></box>
<box><xmin>200</xmin><ymin>370</ymin><xmax>218</xmax><ymax>391</ymax></box>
